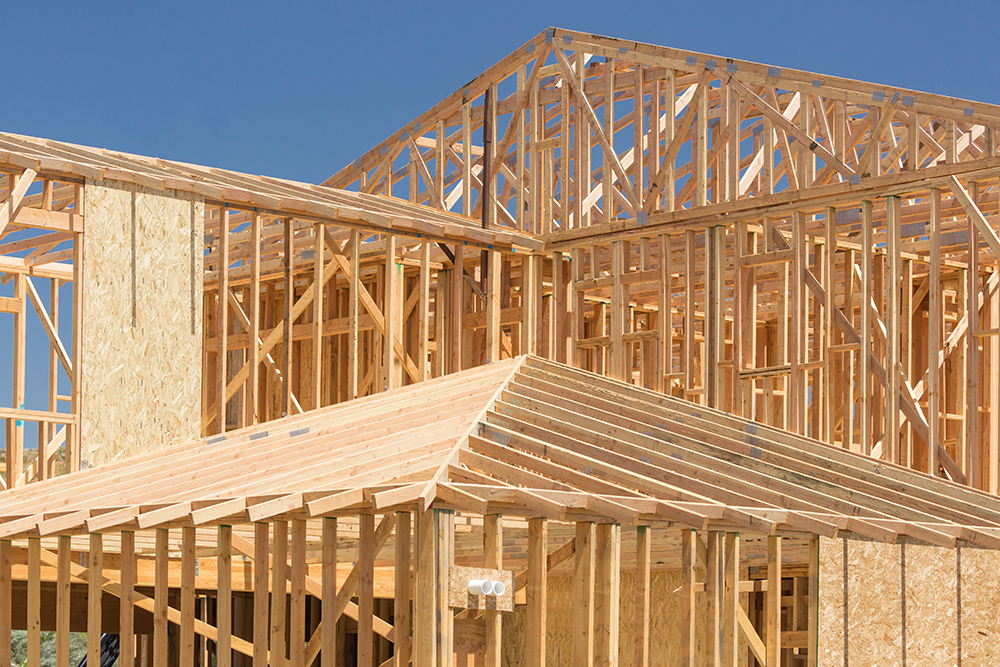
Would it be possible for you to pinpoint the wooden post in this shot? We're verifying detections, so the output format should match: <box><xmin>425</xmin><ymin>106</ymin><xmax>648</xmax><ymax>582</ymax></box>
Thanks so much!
<box><xmin>395</xmin><ymin>512</ymin><xmax>411</xmax><ymax>667</ymax></box>
<box><xmin>886</xmin><ymin>195</ymin><xmax>902</xmax><ymax>463</ymax></box>
<box><xmin>659</xmin><ymin>234</ymin><xmax>672</xmax><ymax>394</ymax></box>
<box><xmin>486</xmin><ymin>250</ymin><xmax>502</xmax><ymax>363</ymax></box>
<box><xmin>929</xmin><ymin>189</ymin><xmax>941</xmax><ymax>475</ymax></box>
<box><xmin>484</xmin><ymin>514</ymin><xmax>502</xmax><ymax>667</ymax></box>
<box><xmin>766</xmin><ymin>535</ymin><xmax>782</xmax><ymax>667</ymax></box>
<box><xmin>154</xmin><ymin>529</ymin><xmax>169</xmax><ymax>667</ymax></box>
<box><xmin>358</xmin><ymin>514</ymin><xmax>376</xmax><ymax>667</ymax></box>
<box><xmin>438</xmin><ymin>511</ymin><xmax>454</xmax><ymax>667</ymax></box>
<box><xmin>271</xmin><ymin>521</ymin><xmax>288</xmax><ymax>664</ymax></box>
<box><xmin>217</xmin><ymin>207</ymin><xmax>230</xmax><ymax>433</ymax></box>
<box><xmin>181</xmin><ymin>526</ymin><xmax>196</xmax><ymax>667</ymax></box>
<box><xmin>313</xmin><ymin>222</ymin><xmax>325</xmax><ymax>407</ymax></box>
<box><xmin>56</xmin><ymin>535</ymin><xmax>71</xmax><ymax>667</ymax></box>
<box><xmin>217</xmin><ymin>526</ymin><xmax>232</xmax><ymax>667</ymax></box>
<box><xmin>88</xmin><ymin>533</ymin><xmax>104</xmax><ymax>666</ymax></box>
<box><xmin>253</xmin><ymin>523</ymin><xmax>269</xmax><ymax>667</ymax></box>
<box><xmin>635</xmin><ymin>526</ymin><xmax>651</xmax><ymax>667</ymax></box>
<box><xmin>419</xmin><ymin>242</ymin><xmax>431</xmax><ymax>381</ymax></box>
<box><xmin>604</xmin><ymin>56</ymin><xmax>615</xmax><ymax>225</ymax></box>
<box><xmin>595</xmin><ymin>523</ymin><xmax>620</xmax><ymax>667</ymax></box>
<box><xmin>0</xmin><ymin>540</ymin><xmax>10</xmax><ymax>667</ymax></box>
<box><xmin>967</xmin><ymin>184</ymin><xmax>981</xmax><ymax>487</ymax></box>
<box><xmin>68</xmin><ymin>185</ymin><xmax>84</xmax><ymax>472</ymax></box>
<box><xmin>247</xmin><ymin>210</ymin><xmax>261</xmax><ymax>425</ymax></box>
<box><xmin>573</xmin><ymin>522</ymin><xmax>595</xmax><ymax>667</ymax></box>
<box><xmin>416</xmin><ymin>508</ymin><xmax>453</xmax><ymax>667</ymax></box>
<box><xmin>384</xmin><ymin>236</ymin><xmax>399</xmax><ymax>391</ymax></box>
<box><xmin>684</xmin><ymin>230</ymin><xmax>697</xmax><ymax>400</ymax></box>
<box><xmin>451</xmin><ymin>244</ymin><xmax>464</xmax><ymax>374</ymax></box>
<box><xmin>791</xmin><ymin>212</ymin><xmax>805</xmax><ymax>434</ymax></box>
<box><xmin>27</xmin><ymin>537</ymin><xmax>40</xmax><ymax>667</ymax></box>
<box><xmin>527</xmin><ymin>517</ymin><xmax>548</xmax><ymax>667</ymax></box>
<box><xmin>681</xmin><ymin>529</ymin><xmax>696</xmax><ymax>667</ymax></box>
<box><xmin>860</xmin><ymin>201</ymin><xmax>873</xmax><ymax>454</ymax></box>
<box><xmin>522</xmin><ymin>255</ymin><xmax>538</xmax><ymax>356</ymax></box>
<box><xmin>10</xmin><ymin>274</ymin><xmax>25</xmax><ymax>484</ymax></box>
<box><xmin>808</xmin><ymin>537</ymin><xmax>819</xmax><ymax>667</ymax></box>
<box><xmin>610</xmin><ymin>241</ymin><xmax>626</xmax><ymax>381</ymax></box>
<box><xmin>706</xmin><ymin>531</ymin><xmax>724</xmax><ymax>667</ymax></box>
<box><xmin>722</xmin><ymin>533</ymin><xmax>740</xmax><ymax>667</ymax></box>
<box><xmin>282</xmin><ymin>219</ymin><xmax>293</xmax><ymax>416</ymax></box>
<box><xmin>289</xmin><ymin>520</ymin><xmax>307</xmax><ymax>667</ymax></box>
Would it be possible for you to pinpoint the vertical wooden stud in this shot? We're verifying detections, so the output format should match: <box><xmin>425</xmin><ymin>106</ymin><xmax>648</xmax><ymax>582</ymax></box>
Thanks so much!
<box><xmin>290</xmin><ymin>520</ymin><xmax>307</xmax><ymax>667</ymax></box>
<box><xmin>766</xmin><ymin>535</ymin><xmax>782</xmax><ymax>667</ymax></box>
<box><xmin>154</xmin><ymin>529</ymin><xmax>169</xmax><ymax>667</ymax></box>
<box><xmin>573</xmin><ymin>522</ymin><xmax>595</xmax><ymax>667</ymax></box>
<box><xmin>217</xmin><ymin>526</ymin><xmax>232</xmax><ymax>667</ymax></box>
<box><xmin>271</xmin><ymin>521</ymin><xmax>288</xmax><ymax>664</ymax></box>
<box><xmin>634</xmin><ymin>525</ymin><xmax>651</xmax><ymax>667</ymax></box>
<box><xmin>253</xmin><ymin>523</ymin><xmax>269</xmax><ymax>667</ymax></box>
<box><xmin>484</xmin><ymin>514</ymin><xmax>502</xmax><ymax>667</ymax></box>
<box><xmin>722</xmin><ymin>533</ymin><xmax>740</xmax><ymax>667</ymax></box>
<box><xmin>394</xmin><ymin>512</ymin><xmax>411</xmax><ymax>667</ymax></box>
<box><xmin>595</xmin><ymin>523</ymin><xmax>620</xmax><ymax>667</ymax></box>
<box><xmin>681</xmin><ymin>529</ymin><xmax>696</xmax><ymax>667</ymax></box>
<box><xmin>527</xmin><ymin>517</ymin><xmax>548</xmax><ymax>667</ymax></box>
<box><xmin>88</xmin><ymin>533</ymin><xmax>104</xmax><ymax>666</ymax></box>
<box><xmin>180</xmin><ymin>526</ymin><xmax>196</xmax><ymax>667</ymax></box>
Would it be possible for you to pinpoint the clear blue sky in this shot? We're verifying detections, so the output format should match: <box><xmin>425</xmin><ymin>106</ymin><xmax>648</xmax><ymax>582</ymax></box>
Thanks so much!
<box><xmin>2</xmin><ymin>0</ymin><xmax>999</xmax><ymax>453</ymax></box>
<box><xmin>5</xmin><ymin>0</ymin><xmax>999</xmax><ymax>186</ymax></box>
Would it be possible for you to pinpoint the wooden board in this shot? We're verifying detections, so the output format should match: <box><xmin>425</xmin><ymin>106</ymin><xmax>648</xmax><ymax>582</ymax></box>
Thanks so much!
<box><xmin>82</xmin><ymin>179</ymin><xmax>204</xmax><ymax>465</ymax></box>
<box><xmin>818</xmin><ymin>536</ymin><xmax>1000</xmax><ymax>666</ymax></box>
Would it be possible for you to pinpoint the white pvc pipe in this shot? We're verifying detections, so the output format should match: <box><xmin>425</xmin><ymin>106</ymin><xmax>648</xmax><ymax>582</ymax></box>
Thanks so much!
<box><xmin>468</xmin><ymin>579</ymin><xmax>495</xmax><ymax>596</ymax></box>
<box><xmin>491</xmin><ymin>579</ymin><xmax>506</xmax><ymax>596</ymax></box>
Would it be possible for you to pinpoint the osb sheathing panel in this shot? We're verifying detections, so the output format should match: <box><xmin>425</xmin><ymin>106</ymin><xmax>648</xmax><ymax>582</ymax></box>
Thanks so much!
<box><xmin>819</xmin><ymin>536</ymin><xmax>1000</xmax><ymax>666</ymax></box>
<box><xmin>959</xmin><ymin>546</ymin><xmax>1000</xmax><ymax>666</ymax></box>
<box><xmin>82</xmin><ymin>179</ymin><xmax>204</xmax><ymax>465</ymax></box>
<box><xmin>501</xmin><ymin>572</ymin><xmax>747</xmax><ymax>667</ymax></box>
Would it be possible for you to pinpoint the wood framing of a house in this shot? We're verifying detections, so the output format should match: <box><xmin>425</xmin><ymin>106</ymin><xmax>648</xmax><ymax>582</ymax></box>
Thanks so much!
<box><xmin>2</xmin><ymin>25</ymin><xmax>1000</xmax><ymax>666</ymax></box>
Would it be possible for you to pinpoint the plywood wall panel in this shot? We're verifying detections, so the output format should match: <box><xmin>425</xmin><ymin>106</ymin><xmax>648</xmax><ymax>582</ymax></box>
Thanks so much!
<box><xmin>82</xmin><ymin>179</ymin><xmax>204</xmax><ymax>465</ymax></box>
<box><xmin>501</xmin><ymin>571</ymin><xmax>748</xmax><ymax>667</ymax></box>
<box><xmin>820</xmin><ymin>536</ymin><xmax>1000</xmax><ymax>665</ymax></box>
<box><xmin>958</xmin><ymin>547</ymin><xmax>1000</xmax><ymax>667</ymax></box>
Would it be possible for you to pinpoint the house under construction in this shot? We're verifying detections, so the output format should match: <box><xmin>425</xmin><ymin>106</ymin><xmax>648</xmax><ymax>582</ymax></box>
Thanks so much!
<box><xmin>2</xmin><ymin>26</ymin><xmax>1000</xmax><ymax>667</ymax></box>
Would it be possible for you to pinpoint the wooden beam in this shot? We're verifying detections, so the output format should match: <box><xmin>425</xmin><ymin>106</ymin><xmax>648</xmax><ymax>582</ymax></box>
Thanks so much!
<box><xmin>253</xmin><ymin>523</ymin><xmax>269</xmax><ymax>667</ymax></box>
<box><xmin>634</xmin><ymin>525</ymin><xmax>651</xmax><ymax>667</ymax></box>
<box><xmin>0</xmin><ymin>168</ymin><xmax>36</xmax><ymax>237</ymax></box>
<box><xmin>394</xmin><ymin>512</ymin><xmax>410</xmax><ymax>667</ymax></box>
<box><xmin>87</xmin><ymin>533</ymin><xmax>103</xmax><ymax>667</ymax></box>
<box><xmin>681</xmin><ymin>529</ymin><xmax>696</xmax><ymax>667</ymax></box>
<box><xmin>722</xmin><ymin>533</ymin><xmax>739</xmax><ymax>667</ymax></box>
<box><xmin>56</xmin><ymin>535</ymin><xmax>70</xmax><ymax>667</ymax></box>
<box><xmin>271</xmin><ymin>521</ymin><xmax>288</xmax><ymax>664</ymax></box>
<box><xmin>595</xmin><ymin>523</ymin><xmax>620</xmax><ymax>667</ymax></box>
<box><xmin>358</xmin><ymin>514</ymin><xmax>376</xmax><ymax>667</ymax></box>
<box><xmin>180</xmin><ymin>527</ymin><xmax>196</xmax><ymax>667</ymax></box>
<box><xmin>573</xmin><ymin>522</ymin><xmax>595</xmax><ymax>667</ymax></box>
<box><xmin>527</xmin><ymin>517</ymin><xmax>548</xmax><ymax>667</ymax></box>
<box><xmin>217</xmin><ymin>526</ymin><xmax>232</xmax><ymax>667</ymax></box>
<box><xmin>27</xmin><ymin>537</ymin><xmax>40</xmax><ymax>667</ymax></box>
<box><xmin>290</xmin><ymin>519</ymin><xmax>307</xmax><ymax>667</ymax></box>
<box><xmin>153</xmin><ymin>530</ymin><xmax>169</xmax><ymax>667</ymax></box>
<box><xmin>322</xmin><ymin>517</ymin><xmax>337</xmax><ymax>667</ymax></box>
<box><xmin>0</xmin><ymin>540</ymin><xmax>10</xmax><ymax>667</ymax></box>
<box><xmin>766</xmin><ymin>535</ymin><xmax>782</xmax><ymax>666</ymax></box>
<box><xmin>484</xmin><ymin>513</ymin><xmax>502</xmax><ymax>667</ymax></box>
